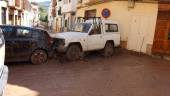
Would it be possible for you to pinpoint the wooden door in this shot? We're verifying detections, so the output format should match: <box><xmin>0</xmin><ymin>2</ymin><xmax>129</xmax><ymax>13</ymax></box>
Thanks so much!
<box><xmin>152</xmin><ymin>11</ymin><xmax>170</xmax><ymax>55</ymax></box>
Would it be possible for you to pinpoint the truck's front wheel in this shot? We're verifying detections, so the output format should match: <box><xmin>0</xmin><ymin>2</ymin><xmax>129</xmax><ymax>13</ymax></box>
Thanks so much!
<box><xmin>66</xmin><ymin>45</ymin><xmax>81</xmax><ymax>61</ymax></box>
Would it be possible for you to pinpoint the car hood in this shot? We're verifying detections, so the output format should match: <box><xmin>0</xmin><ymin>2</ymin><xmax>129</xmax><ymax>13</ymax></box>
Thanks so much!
<box><xmin>50</xmin><ymin>32</ymin><xmax>87</xmax><ymax>39</ymax></box>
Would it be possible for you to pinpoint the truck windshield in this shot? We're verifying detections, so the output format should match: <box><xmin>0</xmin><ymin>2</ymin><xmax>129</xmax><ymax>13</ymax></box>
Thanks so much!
<box><xmin>72</xmin><ymin>23</ymin><xmax>92</xmax><ymax>33</ymax></box>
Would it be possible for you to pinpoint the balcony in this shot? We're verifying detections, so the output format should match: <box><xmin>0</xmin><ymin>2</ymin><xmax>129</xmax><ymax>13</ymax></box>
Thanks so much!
<box><xmin>0</xmin><ymin>0</ymin><xmax>8</xmax><ymax>7</ymax></box>
<box><xmin>8</xmin><ymin>0</ymin><xmax>15</xmax><ymax>7</ymax></box>
<box><xmin>8</xmin><ymin>0</ymin><xmax>23</xmax><ymax>10</ymax></box>
<box><xmin>62</xmin><ymin>0</ymin><xmax>78</xmax><ymax>13</ymax></box>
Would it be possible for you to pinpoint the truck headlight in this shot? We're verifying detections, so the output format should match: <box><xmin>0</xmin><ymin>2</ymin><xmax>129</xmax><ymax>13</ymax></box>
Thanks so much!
<box><xmin>59</xmin><ymin>39</ymin><xmax>65</xmax><ymax>45</ymax></box>
<box><xmin>54</xmin><ymin>38</ymin><xmax>65</xmax><ymax>46</ymax></box>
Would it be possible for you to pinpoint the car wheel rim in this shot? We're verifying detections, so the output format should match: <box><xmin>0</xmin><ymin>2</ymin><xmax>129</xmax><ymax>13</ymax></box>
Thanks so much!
<box><xmin>32</xmin><ymin>51</ymin><xmax>47</xmax><ymax>64</ymax></box>
<box><xmin>68</xmin><ymin>46</ymin><xmax>80</xmax><ymax>60</ymax></box>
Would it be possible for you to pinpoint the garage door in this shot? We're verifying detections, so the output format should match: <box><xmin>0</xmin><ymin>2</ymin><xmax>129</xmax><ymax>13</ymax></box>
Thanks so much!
<box><xmin>127</xmin><ymin>15</ymin><xmax>149</xmax><ymax>52</ymax></box>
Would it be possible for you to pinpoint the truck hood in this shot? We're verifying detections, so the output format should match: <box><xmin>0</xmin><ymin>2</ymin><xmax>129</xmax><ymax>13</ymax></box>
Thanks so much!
<box><xmin>50</xmin><ymin>32</ymin><xmax>87</xmax><ymax>39</ymax></box>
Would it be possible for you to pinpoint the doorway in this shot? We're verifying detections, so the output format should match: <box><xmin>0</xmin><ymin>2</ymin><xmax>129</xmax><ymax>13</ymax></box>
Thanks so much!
<box><xmin>127</xmin><ymin>15</ymin><xmax>149</xmax><ymax>52</ymax></box>
<box><xmin>1</xmin><ymin>7</ymin><xmax>7</xmax><ymax>24</ymax></box>
<box><xmin>152</xmin><ymin>11</ymin><xmax>170</xmax><ymax>55</ymax></box>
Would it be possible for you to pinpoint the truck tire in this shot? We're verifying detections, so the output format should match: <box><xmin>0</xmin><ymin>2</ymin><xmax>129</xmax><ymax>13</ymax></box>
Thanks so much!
<box><xmin>31</xmin><ymin>49</ymin><xmax>48</xmax><ymax>65</ymax></box>
<box><xmin>66</xmin><ymin>45</ymin><xmax>81</xmax><ymax>61</ymax></box>
<box><xmin>103</xmin><ymin>42</ymin><xmax>114</xmax><ymax>57</ymax></box>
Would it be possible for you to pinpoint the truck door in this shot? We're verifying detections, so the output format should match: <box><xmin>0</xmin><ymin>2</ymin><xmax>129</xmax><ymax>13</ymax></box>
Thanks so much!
<box><xmin>87</xmin><ymin>25</ymin><xmax>104</xmax><ymax>50</ymax></box>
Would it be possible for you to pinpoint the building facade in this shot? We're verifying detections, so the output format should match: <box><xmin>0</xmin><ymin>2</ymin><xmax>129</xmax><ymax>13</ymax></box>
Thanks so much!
<box><xmin>76</xmin><ymin>0</ymin><xmax>158</xmax><ymax>55</ymax></box>
<box><xmin>62</xmin><ymin>0</ymin><xmax>78</xmax><ymax>31</ymax></box>
<box><xmin>23</xmin><ymin>0</ymin><xmax>32</xmax><ymax>27</ymax></box>
<box><xmin>48</xmin><ymin>0</ymin><xmax>78</xmax><ymax>32</ymax></box>
<box><xmin>0</xmin><ymin>0</ymin><xmax>33</xmax><ymax>27</ymax></box>
<box><xmin>48</xmin><ymin>0</ymin><xmax>57</xmax><ymax>31</ymax></box>
<box><xmin>30</xmin><ymin>2</ymin><xmax>39</xmax><ymax>27</ymax></box>
<box><xmin>0</xmin><ymin>0</ymin><xmax>8</xmax><ymax>25</ymax></box>
<box><xmin>56</xmin><ymin>0</ymin><xmax>63</xmax><ymax>32</ymax></box>
<box><xmin>8</xmin><ymin>0</ymin><xmax>25</xmax><ymax>25</ymax></box>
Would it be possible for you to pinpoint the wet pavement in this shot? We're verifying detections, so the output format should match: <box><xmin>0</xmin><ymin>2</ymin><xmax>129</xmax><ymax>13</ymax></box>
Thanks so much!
<box><xmin>4</xmin><ymin>51</ymin><xmax>170</xmax><ymax>96</ymax></box>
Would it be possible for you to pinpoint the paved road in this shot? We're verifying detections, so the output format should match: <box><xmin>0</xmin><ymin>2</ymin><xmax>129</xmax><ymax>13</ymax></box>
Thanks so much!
<box><xmin>4</xmin><ymin>51</ymin><xmax>170</xmax><ymax>96</ymax></box>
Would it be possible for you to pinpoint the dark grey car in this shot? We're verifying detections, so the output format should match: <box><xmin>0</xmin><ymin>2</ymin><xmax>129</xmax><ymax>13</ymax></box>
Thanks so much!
<box><xmin>0</xmin><ymin>25</ymin><xmax>53</xmax><ymax>64</ymax></box>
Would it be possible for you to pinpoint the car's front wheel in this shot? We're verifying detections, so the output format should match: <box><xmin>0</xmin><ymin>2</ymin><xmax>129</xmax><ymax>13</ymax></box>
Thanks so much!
<box><xmin>31</xmin><ymin>49</ymin><xmax>48</xmax><ymax>65</ymax></box>
<box><xmin>66</xmin><ymin>45</ymin><xmax>81</xmax><ymax>61</ymax></box>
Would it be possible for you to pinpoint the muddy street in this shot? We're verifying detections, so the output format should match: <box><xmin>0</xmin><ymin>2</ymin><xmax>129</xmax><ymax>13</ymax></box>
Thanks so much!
<box><xmin>5</xmin><ymin>51</ymin><xmax>170</xmax><ymax>96</ymax></box>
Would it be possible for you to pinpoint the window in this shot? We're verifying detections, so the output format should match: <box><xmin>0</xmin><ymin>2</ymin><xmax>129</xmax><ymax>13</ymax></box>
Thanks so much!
<box><xmin>1</xmin><ymin>27</ymin><xmax>14</xmax><ymax>38</ymax></box>
<box><xmin>73</xmin><ymin>23</ymin><xmax>92</xmax><ymax>33</ymax></box>
<box><xmin>16</xmin><ymin>28</ymin><xmax>32</xmax><ymax>38</ymax></box>
<box><xmin>89</xmin><ymin>24</ymin><xmax>101</xmax><ymax>35</ymax></box>
<box><xmin>105</xmin><ymin>24</ymin><xmax>118</xmax><ymax>32</ymax></box>
<box><xmin>85</xmin><ymin>10</ymin><xmax>96</xmax><ymax>19</ymax></box>
<box><xmin>63</xmin><ymin>0</ymin><xmax>70</xmax><ymax>4</ymax></box>
<box><xmin>65</xmin><ymin>20</ymin><xmax>67</xmax><ymax>27</ymax></box>
<box><xmin>1</xmin><ymin>7</ymin><xmax>7</xmax><ymax>24</ymax></box>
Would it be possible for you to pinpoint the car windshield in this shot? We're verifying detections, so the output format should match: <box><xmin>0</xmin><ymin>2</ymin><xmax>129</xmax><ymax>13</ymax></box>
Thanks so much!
<box><xmin>72</xmin><ymin>23</ymin><xmax>92</xmax><ymax>33</ymax></box>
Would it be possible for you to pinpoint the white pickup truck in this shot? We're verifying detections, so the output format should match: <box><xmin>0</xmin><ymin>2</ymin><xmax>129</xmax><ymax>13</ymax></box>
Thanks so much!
<box><xmin>51</xmin><ymin>17</ymin><xmax>120</xmax><ymax>61</ymax></box>
<box><xmin>0</xmin><ymin>29</ymin><xmax>8</xmax><ymax>96</ymax></box>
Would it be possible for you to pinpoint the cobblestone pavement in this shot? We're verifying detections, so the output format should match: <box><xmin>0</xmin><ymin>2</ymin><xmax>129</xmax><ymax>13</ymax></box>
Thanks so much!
<box><xmin>4</xmin><ymin>51</ymin><xmax>170</xmax><ymax>96</ymax></box>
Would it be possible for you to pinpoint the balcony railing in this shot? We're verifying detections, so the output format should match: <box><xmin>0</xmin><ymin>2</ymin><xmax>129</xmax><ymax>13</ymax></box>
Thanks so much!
<box><xmin>8</xmin><ymin>0</ymin><xmax>15</xmax><ymax>7</ymax></box>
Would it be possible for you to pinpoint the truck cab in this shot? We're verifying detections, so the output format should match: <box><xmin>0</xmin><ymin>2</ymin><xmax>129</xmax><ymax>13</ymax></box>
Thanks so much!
<box><xmin>51</xmin><ymin>17</ymin><xmax>120</xmax><ymax>60</ymax></box>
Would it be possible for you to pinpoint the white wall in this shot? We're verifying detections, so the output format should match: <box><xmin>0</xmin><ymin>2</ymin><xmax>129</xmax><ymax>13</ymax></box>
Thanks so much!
<box><xmin>23</xmin><ymin>11</ymin><xmax>32</xmax><ymax>27</ymax></box>
<box><xmin>62</xmin><ymin>0</ymin><xmax>78</xmax><ymax>13</ymax></box>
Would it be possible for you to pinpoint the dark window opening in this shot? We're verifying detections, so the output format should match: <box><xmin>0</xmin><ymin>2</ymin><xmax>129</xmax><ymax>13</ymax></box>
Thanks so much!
<box><xmin>65</xmin><ymin>20</ymin><xmax>67</xmax><ymax>27</ymax></box>
<box><xmin>85</xmin><ymin>9</ymin><xmax>96</xmax><ymax>19</ymax></box>
<box><xmin>1</xmin><ymin>7</ymin><xmax>7</xmax><ymax>24</ymax></box>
